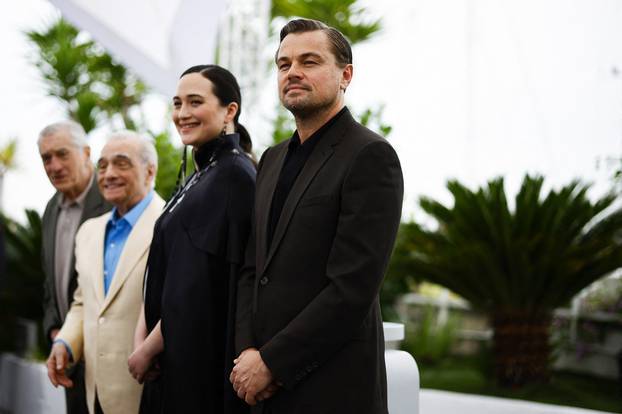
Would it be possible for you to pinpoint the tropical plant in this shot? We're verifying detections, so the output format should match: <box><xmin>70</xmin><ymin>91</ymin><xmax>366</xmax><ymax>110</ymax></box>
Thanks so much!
<box><xmin>401</xmin><ymin>305</ymin><xmax>461</xmax><ymax>364</ymax></box>
<box><xmin>0</xmin><ymin>210</ymin><xmax>45</xmax><ymax>354</ymax></box>
<box><xmin>0</xmin><ymin>139</ymin><xmax>18</xmax><ymax>211</ymax></box>
<box><xmin>382</xmin><ymin>222</ymin><xmax>419</xmax><ymax>320</ymax></box>
<box><xmin>397</xmin><ymin>175</ymin><xmax>622</xmax><ymax>386</ymax></box>
<box><xmin>25</xmin><ymin>18</ymin><xmax>147</xmax><ymax>132</ymax></box>
<box><xmin>272</xmin><ymin>0</ymin><xmax>381</xmax><ymax>43</ymax></box>
<box><xmin>26</xmin><ymin>18</ymin><xmax>182</xmax><ymax>200</ymax></box>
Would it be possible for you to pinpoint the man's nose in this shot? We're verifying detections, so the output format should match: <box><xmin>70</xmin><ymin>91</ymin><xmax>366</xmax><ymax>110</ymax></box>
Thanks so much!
<box><xmin>46</xmin><ymin>157</ymin><xmax>63</xmax><ymax>173</ymax></box>
<box><xmin>102</xmin><ymin>165</ymin><xmax>119</xmax><ymax>179</ymax></box>
<box><xmin>287</xmin><ymin>62</ymin><xmax>303</xmax><ymax>79</ymax></box>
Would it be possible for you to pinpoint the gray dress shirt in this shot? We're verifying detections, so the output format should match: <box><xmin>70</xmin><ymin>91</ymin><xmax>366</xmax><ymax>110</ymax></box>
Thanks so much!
<box><xmin>54</xmin><ymin>179</ymin><xmax>93</xmax><ymax>320</ymax></box>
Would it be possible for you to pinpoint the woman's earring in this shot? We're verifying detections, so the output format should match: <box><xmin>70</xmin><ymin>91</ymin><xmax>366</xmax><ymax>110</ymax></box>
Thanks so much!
<box><xmin>221</xmin><ymin>125</ymin><xmax>227</xmax><ymax>136</ymax></box>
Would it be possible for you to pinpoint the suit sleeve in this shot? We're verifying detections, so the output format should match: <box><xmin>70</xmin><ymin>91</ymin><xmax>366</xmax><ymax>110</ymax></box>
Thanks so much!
<box><xmin>41</xmin><ymin>202</ymin><xmax>61</xmax><ymax>342</ymax></box>
<box><xmin>259</xmin><ymin>140</ymin><xmax>404</xmax><ymax>389</ymax></box>
<box><xmin>56</xmin><ymin>225</ymin><xmax>87</xmax><ymax>362</ymax></box>
<box><xmin>235</xmin><ymin>148</ymin><xmax>270</xmax><ymax>354</ymax></box>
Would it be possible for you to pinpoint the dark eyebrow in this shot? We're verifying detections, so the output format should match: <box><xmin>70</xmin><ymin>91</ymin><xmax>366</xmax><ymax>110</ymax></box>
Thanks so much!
<box><xmin>299</xmin><ymin>52</ymin><xmax>323</xmax><ymax>61</ymax></box>
<box><xmin>277</xmin><ymin>52</ymin><xmax>324</xmax><ymax>65</ymax></box>
<box><xmin>173</xmin><ymin>94</ymin><xmax>204</xmax><ymax>102</ymax></box>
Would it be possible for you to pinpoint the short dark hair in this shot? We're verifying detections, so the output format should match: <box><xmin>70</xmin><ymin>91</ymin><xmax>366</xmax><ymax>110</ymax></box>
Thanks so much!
<box><xmin>180</xmin><ymin>65</ymin><xmax>253</xmax><ymax>156</ymax></box>
<box><xmin>277</xmin><ymin>19</ymin><xmax>352</xmax><ymax>67</ymax></box>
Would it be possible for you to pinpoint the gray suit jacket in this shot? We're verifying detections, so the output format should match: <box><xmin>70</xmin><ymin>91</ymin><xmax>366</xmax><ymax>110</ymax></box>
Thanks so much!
<box><xmin>41</xmin><ymin>174</ymin><xmax>111</xmax><ymax>340</ymax></box>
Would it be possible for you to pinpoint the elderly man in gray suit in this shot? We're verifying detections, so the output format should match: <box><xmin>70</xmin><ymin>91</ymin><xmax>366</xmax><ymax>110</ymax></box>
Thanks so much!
<box><xmin>39</xmin><ymin>121</ymin><xmax>111</xmax><ymax>414</ymax></box>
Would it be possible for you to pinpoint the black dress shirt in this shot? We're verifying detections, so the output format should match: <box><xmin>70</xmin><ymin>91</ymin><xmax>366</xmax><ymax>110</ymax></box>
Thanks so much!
<box><xmin>267</xmin><ymin>107</ymin><xmax>347</xmax><ymax>250</ymax></box>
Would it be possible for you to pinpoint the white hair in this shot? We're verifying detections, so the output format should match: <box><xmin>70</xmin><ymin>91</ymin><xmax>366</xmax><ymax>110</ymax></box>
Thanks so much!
<box><xmin>38</xmin><ymin>120</ymin><xmax>88</xmax><ymax>148</ymax></box>
<box><xmin>106</xmin><ymin>130</ymin><xmax>158</xmax><ymax>172</ymax></box>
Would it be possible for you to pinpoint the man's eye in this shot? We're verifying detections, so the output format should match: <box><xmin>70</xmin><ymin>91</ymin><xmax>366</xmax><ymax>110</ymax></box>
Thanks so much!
<box><xmin>191</xmin><ymin>100</ymin><xmax>202</xmax><ymax>106</ymax></box>
<box><xmin>304</xmin><ymin>61</ymin><xmax>317</xmax><ymax>65</ymax></box>
<box><xmin>279</xmin><ymin>64</ymin><xmax>290</xmax><ymax>71</ymax></box>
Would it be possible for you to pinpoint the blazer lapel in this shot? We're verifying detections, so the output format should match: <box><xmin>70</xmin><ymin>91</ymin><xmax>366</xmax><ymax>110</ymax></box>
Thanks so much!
<box><xmin>99</xmin><ymin>197</ymin><xmax>160</xmax><ymax>314</ymax></box>
<box><xmin>256</xmin><ymin>144</ymin><xmax>288</xmax><ymax>273</ymax></box>
<box><xmin>91</xmin><ymin>216</ymin><xmax>107</xmax><ymax>307</ymax></box>
<box><xmin>262</xmin><ymin>123</ymin><xmax>346</xmax><ymax>274</ymax></box>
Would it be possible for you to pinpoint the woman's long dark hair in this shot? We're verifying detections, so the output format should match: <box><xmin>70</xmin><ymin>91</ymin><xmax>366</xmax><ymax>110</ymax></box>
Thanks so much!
<box><xmin>180</xmin><ymin>65</ymin><xmax>254</xmax><ymax>162</ymax></box>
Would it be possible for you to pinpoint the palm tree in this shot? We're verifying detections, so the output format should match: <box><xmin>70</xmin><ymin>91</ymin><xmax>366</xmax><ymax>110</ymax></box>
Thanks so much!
<box><xmin>399</xmin><ymin>175</ymin><xmax>622</xmax><ymax>386</ymax></box>
<box><xmin>0</xmin><ymin>139</ymin><xmax>17</xmax><ymax>211</ymax></box>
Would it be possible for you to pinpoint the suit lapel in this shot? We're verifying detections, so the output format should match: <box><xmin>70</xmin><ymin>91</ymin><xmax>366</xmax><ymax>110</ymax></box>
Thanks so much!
<box><xmin>256</xmin><ymin>144</ymin><xmax>288</xmax><ymax>273</ymax></box>
<box><xmin>99</xmin><ymin>197</ymin><xmax>160</xmax><ymax>314</ymax></box>
<box><xmin>91</xmin><ymin>216</ymin><xmax>107</xmax><ymax>307</ymax></box>
<box><xmin>262</xmin><ymin>119</ymin><xmax>347</xmax><ymax>273</ymax></box>
<box><xmin>70</xmin><ymin>175</ymin><xmax>105</xmax><ymax>299</ymax></box>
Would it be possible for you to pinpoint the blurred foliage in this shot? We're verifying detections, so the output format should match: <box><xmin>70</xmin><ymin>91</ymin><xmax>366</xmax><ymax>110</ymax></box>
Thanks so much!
<box><xmin>381</xmin><ymin>222</ymin><xmax>419</xmax><ymax>321</ymax></box>
<box><xmin>25</xmin><ymin>18</ymin><xmax>147</xmax><ymax>132</ymax></box>
<box><xmin>154</xmin><ymin>130</ymin><xmax>182</xmax><ymax>200</ymax></box>
<box><xmin>401</xmin><ymin>305</ymin><xmax>460</xmax><ymax>364</ymax></box>
<box><xmin>272</xmin><ymin>0</ymin><xmax>381</xmax><ymax>44</ymax></box>
<box><xmin>394</xmin><ymin>174</ymin><xmax>622</xmax><ymax>386</ymax></box>
<box><xmin>420</xmin><ymin>355</ymin><xmax>622</xmax><ymax>413</ymax></box>
<box><xmin>0</xmin><ymin>139</ymin><xmax>18</xmax><ymax>175</ymax></box>
<box><xmin>0</xmin><ymin>210</ymin><xmax>46</xmax><ymax>355</ymax></box>
<box><xmin>26</xmin><ymin>17</ymin><xmax>183</xmax><ymax>201</ymax></box>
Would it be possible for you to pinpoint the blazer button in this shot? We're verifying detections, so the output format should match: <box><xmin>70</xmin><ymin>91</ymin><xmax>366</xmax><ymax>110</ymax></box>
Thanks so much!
<box><xmin>259</xmin><ymin>276</ymin><xmax>269</xmax><ymax>286</ymax></box>
<box><xmin>98</xmin><ymin>317</ymin><xmax>105</xmax><ymax>324</ymax></box>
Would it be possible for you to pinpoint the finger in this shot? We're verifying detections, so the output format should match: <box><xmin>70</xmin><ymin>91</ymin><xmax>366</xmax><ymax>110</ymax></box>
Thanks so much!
<box><xmin>57</xmin><ymin>374</ymin><xmax>73</xmax><ymax>388</ymax></box>
<box><xmin>47</xmin><ymin>368</ymin><xmax>58</xmax><ymax>387</ymax></box>
<box><xmin>55</xmin><ymin>352</ymin><xmax>64</xmax><ymax>370</ymax></box>
<box><xmin>245</xmin><ymin>392</ymin><xmax>257</xmax><ymax>406</ymax></box>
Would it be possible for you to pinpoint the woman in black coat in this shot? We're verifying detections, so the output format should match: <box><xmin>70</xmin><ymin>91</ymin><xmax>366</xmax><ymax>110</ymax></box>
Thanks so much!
<box><xmin>128</xmin><ymin>65</ymin><xmax>255</xmax><ymax>414</ymax></box>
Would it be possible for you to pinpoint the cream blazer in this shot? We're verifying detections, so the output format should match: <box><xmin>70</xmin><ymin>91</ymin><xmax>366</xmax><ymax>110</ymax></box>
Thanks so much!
<box><xmin>57</xmin><ymin>194</ymin><xmax>164</xmax><ymax>414</ymax></box>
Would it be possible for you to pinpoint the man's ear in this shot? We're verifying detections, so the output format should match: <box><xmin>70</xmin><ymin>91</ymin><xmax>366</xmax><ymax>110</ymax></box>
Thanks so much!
<box><xmin>146</xmin><ymin>164</ymin><xmax>156</xmax><ymax>185</ymax></box>
<box><xmin>340</xmin><ymin>64</ymin><xmax>353</xmax><ymax>92</ymax></box>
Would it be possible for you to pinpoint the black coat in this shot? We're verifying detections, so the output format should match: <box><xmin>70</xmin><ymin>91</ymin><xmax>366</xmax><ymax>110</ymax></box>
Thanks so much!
<box><xmin>236</xmin><ymin>109</ymin><xmax>404</xmax><ymax>414</ymax></box>
<box><xmin>142</xmin><ymin>134</ymin><xmax>255</xmax><ymax>414</ymax></box>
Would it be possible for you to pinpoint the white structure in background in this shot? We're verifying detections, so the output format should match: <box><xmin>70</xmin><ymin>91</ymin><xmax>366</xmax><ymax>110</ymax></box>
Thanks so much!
<box><xmin>217</xmin><ymin>0</ymin><xmax>271</xmax><ymax>109</ymax></box>
<box><xmin>47</xmin><ymin>0</ymin><xmax>228</xmax><ymax>97</ymax></box>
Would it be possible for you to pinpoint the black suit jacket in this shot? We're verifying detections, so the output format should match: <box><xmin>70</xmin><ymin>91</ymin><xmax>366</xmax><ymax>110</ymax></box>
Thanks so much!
<box><xmin>236</xmin><ymin>109</ymin><xmax>404</xmax><ymax>414</ymax></box>
<box><xmin>41</xmin><ymin>174</ymin><xmax>111</xmax><ymax>340</ymax></box>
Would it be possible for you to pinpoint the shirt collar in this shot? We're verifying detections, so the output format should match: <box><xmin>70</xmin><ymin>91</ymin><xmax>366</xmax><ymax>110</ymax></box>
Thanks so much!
<box><xmin>109</xmin><ymin>190</ymin><xmax>154</xmax><ymax>227</ymax></box>
<box><xmin>289</xmin><ymin>106</ymin><xmax>348</xmax><ymax>151</ymax></box>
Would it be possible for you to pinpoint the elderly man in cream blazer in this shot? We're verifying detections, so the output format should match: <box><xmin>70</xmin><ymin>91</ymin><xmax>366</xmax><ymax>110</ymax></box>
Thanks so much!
<box><xmin>47</xmin><ymin>131</ymin><xmax>164</xmax><ymax>414</ymax></box>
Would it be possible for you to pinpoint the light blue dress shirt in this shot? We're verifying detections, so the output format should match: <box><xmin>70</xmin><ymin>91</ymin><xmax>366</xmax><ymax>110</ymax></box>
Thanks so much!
<box><xmin>103</xmin><ymin>191</ymin><xmax>153</xmax><ymax>295</ymax></box>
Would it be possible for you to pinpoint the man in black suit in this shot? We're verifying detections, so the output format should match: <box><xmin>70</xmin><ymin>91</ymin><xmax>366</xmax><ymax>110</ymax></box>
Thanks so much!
<box><xmin>38</xmin><ymin>121</ymin><xmax>111</xmax><ymax>414</ymax></box>
<box><xmin>231</xmin><ymin>18</ymin><xmax>403</xmax><ymax>414</ymax></box>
